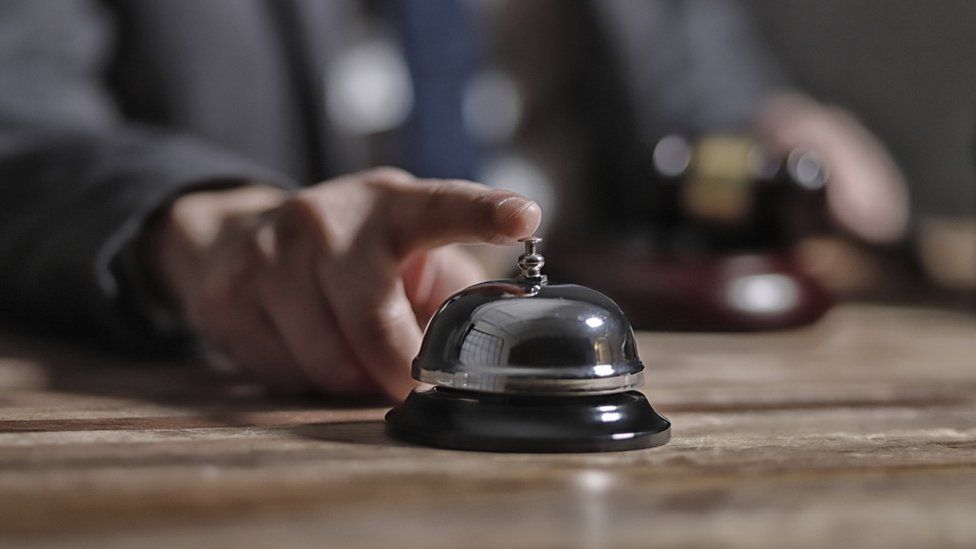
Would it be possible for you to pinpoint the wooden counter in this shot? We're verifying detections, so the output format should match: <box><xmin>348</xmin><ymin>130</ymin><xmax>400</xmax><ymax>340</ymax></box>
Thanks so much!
<box><xmin>1</xmin><ymin>304</ymin><xmax>974</xmax><ymax>548</ymax></box>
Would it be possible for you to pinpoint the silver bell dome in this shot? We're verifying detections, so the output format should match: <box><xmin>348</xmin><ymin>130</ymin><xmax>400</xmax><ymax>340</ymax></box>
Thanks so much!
<box><xmin>412</xmin><ymin>238</ymin><xmax>645</xmax><ymax>395</ymax></box>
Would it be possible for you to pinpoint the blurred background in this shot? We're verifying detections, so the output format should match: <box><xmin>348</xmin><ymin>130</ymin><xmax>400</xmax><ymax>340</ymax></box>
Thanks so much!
<box><xmin>748</xmin><ymin>0</ymin><xmax>976</xmax><ymax>225</ymax></box>
<box><xmin>449</xmin><ymin>0</ymin><xmax>976</xmax><ymax>330</ymax></box>
<box><xmin>2</xmin><ymin>0</ymin><xmax>973</xmax><ymax>338</ymax></box>
<box><xmin>748</xmin><ymin>0</ymin><xmax>976</xmax><ymax>297</ymax></box>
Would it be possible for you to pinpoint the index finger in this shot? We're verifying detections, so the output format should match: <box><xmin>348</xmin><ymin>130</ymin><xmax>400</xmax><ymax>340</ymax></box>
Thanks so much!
<box><xmin>378</xmin><ymin>178</ymin><xmax>542</xmax><ymax>258</ymax></box>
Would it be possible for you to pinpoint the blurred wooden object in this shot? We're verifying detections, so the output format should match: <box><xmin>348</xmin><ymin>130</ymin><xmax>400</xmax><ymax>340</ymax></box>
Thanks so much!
<box><xmin>549</xmin><ymin>135</ymin><xmax>835</xmax><ymax>332</ymax></box>
<box><xmin>1</xmin><ymin>304</ymin><xmax>975</xmax><ymax>548</ymax></box>
<box><xmin>547</xmin><ymin>247</ymin><xmax>831</xmax><ymax>331</ymax></box>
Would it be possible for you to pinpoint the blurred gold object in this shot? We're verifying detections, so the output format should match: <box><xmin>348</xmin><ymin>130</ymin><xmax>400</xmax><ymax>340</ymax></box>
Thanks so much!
<box><xmin>682</xmin><ymin>136</ymin><xmax>756</xmax><ymax>224</ymax></box>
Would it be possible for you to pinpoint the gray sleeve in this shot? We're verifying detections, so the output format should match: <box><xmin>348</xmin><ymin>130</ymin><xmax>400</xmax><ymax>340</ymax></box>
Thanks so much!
<box><xmin>0</xmin><ymin>0</ymin><xmax>298</xmax><ymax>350</ymax></box>
<box><xmin>594</xmin><ymin>0</ymin><xmax>792</xmax><ymax>139</ymax></box>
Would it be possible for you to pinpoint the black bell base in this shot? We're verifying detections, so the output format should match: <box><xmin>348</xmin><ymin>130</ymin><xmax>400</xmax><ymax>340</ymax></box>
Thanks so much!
<box><xmin>386</xmin><ymin>387</ymin><xmax>671</xmax><ymax>453</ymax></box>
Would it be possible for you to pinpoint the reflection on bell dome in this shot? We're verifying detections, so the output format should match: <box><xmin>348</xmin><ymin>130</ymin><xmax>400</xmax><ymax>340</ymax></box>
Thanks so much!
<box><xmin>459</xmin><ymin>298</ymin><xmax>613</xmax><ymax>368</ymax></box>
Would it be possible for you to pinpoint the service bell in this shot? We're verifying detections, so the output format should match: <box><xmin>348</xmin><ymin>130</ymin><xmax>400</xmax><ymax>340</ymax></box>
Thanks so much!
<box><xmin>385</xmin><ymin>237</ymin><xmax>671</xmax><ymax>452</ymax></box>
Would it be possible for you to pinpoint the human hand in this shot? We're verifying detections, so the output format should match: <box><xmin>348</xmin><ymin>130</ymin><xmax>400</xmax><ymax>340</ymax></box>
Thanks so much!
<box><xmin>757</xmin><ymin>93</ymin><xmax>910</xmax><ymax>244</ymax></box>
<box><xmin>148</xmin><ymin>168</ymin><xmax>541</xmax><ymax>399</ymax></box>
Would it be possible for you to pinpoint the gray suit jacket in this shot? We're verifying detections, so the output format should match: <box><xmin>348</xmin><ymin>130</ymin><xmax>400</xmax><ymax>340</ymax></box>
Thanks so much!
<box><xmin>0</xmin><ymin>0</ymin><xmax>783</xmax><ymax>350</ymax></box>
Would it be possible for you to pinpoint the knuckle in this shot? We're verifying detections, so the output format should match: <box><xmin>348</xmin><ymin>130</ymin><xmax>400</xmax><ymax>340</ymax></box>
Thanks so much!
<box><xmin>278</xmin><ymin>192</ymin><xmax>322</xmax><ymax>232</ymax></box>
<box><xmin>245</xmin><ymin>224</ymin><xmax>278</xmax><ymax>266</ymax></box>
<box><xmin>278</xmin><ymin>192</ymin><xmax>341</xmax><ymax>256</ymax></box>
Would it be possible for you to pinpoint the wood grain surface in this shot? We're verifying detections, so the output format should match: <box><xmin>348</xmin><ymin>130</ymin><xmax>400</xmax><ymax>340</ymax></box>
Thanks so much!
<box><xmin>0</xmin><ymin>304</ymin><xmax>974</xmax><ymax>548</ymax></box>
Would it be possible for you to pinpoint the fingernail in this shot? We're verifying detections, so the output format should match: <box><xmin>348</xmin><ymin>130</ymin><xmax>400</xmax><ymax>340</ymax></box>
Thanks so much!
<box><xmin>494</xmin><ymin>196</ymin><xmax>541</xmax><ymax>236</ymax></box>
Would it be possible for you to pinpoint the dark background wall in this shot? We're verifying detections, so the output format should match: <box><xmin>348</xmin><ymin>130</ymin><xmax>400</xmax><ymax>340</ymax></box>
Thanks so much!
<box><xmin>746</xmin><ymin>0</ymin><xmax>976</xmax><ymax>220</ymax></box>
